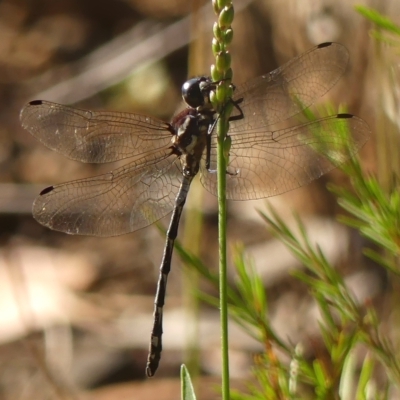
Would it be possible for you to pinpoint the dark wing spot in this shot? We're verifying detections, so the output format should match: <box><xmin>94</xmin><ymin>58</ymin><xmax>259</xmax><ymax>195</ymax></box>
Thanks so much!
<box><xmin>337</xmin><ymin>113</ymin><xmax>352</xmax><ymax>119</ymax></box>
<box><xmin>40</xmin><ymin>186</ymin><xmax>54</xmax><ymax>195</ymax></box>
<box><xmin>29</xmin><ymin>100</ymin><xmax>44</xmax><ymax>106</ymax></box>
<box><xmin>318</xmin><ymin>42</ymin><xmax>333</xmax><ymax>49</ymax></box>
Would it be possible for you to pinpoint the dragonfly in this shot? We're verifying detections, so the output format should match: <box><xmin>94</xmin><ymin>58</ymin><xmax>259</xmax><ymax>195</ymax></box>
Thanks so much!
<box><xmin>20</xmin><ymin>42</ymin><xmax>370</xmax><ymax>377</ymax></box>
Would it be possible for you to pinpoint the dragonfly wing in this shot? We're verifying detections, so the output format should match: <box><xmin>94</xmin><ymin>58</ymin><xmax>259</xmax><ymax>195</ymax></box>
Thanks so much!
<box><xmin>20</xmin><ymin>100</ymin><xmax>173</xmax><ymax>163</ymax></box>
<box><xmin>230</xmin><ymin>42</ymin><xmax>349</xmax><ymax>131</ymax></box>
<box><xmin>33</xmin><ymin>150</ymin><xmax>182</xmax><ymax>236</ymax></box>
<box><xmin>200</xmin><ymin>115</ymin><xmax>370</xmax><ymax>200</ymax></box>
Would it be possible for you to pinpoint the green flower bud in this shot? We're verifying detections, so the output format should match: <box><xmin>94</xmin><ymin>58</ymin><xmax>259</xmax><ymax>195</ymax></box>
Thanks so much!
<box><xmin>225</xmin><ymin>68</ymin><xmax>233</xmax><ymax>81</ymax></box>
<box><xmin>219</xmin><ymin>5</ymin><xmax>234</xmax><ymax>28</ymax></box>
<box><xmin>213</xmin><ymin>22</ymin><xmax>223</xmax><ymax>42</ymax></box>
<box><xmin>216</xmin><ymin>83</ymin><xmax>229</xmax><ymax>103</ymax></box>
<box><xmin>217</xmin><ymin>0</ymin><xmax>231</xmax><ymax>8</ymax></box>
<box><xmin>224</xmin><ymin>28</ymin><xmax>233</xmax><ymax>45</ymax></box>
<box><xmin>216</xmin><ymin>51</ymin><xmax>231</xmax><ymax>73</ymax></box>
<box><xmin>225</xmin><ymin>83</ymin><xmax>234</xmax><ymax>100</ymax></box>
<box><xmin>211</xmin><ymin>64</ymin><xmax>223</xmax><ymax>82</ymax></box>
<box><xmin>212</xmin><ymin>0</ymin><xmax>220</xmax><ymax>14</ymax></box>
<box><xmin>212</xmin><ymin>38</ymin><xmax>221</xmax><ymax>56</ymax></box>
<box><xmin>210</xmin><ymin>90</ymin><xmax>218</xmax><ymax>109</ymax></box>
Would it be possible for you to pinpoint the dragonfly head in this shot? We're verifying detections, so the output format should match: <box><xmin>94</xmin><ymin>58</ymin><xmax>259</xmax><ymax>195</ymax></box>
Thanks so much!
<box><xmin>182</xmin><ymin>76</ymin><xmax>215</xmax><ymax>109</ymax></box>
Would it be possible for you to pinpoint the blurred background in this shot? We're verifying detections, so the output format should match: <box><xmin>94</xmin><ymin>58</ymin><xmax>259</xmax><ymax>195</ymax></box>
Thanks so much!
<box><xmin>0</xmin><ymin>0</ymin><xmax>399</xmax><ymax>399</ymax></box>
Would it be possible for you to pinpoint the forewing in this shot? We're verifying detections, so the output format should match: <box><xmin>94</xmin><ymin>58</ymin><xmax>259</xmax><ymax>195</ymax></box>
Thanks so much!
<box><xmin>20</xmin><ymin>100</ymin><xmax>173</xmax><ymax>163</ymax></box>
<box><xmin>33</xmin><ymin>150</ymin><xmax>182</xmax><ymax>236</ymax></box>
<box><xmin>200</xmin><ymin>115</ymin><xmax>370</xmax><ymax>200</ymax></box>
<box><xmin>230</xmin><ymin>42</ymin><xmax>349</xmax><ymax>131</ymax></box>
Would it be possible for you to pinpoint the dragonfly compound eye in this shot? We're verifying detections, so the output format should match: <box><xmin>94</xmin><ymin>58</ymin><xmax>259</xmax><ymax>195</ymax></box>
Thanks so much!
<box><xmin>182</xmin><ymin>76</ymin><xmax>213</xmax><ymax>108</ymax></box>
<box><xmin>182</xmin><ymin>78</ymin><xmax>204</xmax><ymax>108</ymax></box>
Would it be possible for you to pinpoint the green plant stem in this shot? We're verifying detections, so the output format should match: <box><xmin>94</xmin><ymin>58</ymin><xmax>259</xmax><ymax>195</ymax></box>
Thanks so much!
<box><xmin>210</xmin><ymin>1</ymin><xmax>234</xmax><ymax>396</ymax></box>
<box><xmin>217</xmin><ymin>113</ymin><xmax>230</xmax><ymax>400</ymax></box>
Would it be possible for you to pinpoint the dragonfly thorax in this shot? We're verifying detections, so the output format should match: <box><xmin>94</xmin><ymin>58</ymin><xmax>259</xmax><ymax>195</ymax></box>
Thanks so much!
<box><xmin>172</xmin><ymin>112</ymin><xmax>209</xmax><ymax>177</ymax></box>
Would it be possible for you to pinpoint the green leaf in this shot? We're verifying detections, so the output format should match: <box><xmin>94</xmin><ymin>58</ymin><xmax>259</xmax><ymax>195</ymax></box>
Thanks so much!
<box><xmin>340</xmin><ymin>350</ymin><xmax>356</xmax><ymax>400</ymax></box>
<box><xmin>355</xmin><ymin>5</ymin><xmax>400</xmax><ymax>34</ymax></box>
<box><xmin>181</xmin><ymin>365</ymin><xmax>197</xmax><ymax>400</ymax></box>
<box><xmin>355</xmin><ymin>353</ymin><xmax>374</xmax><ymax>400</ymax></box>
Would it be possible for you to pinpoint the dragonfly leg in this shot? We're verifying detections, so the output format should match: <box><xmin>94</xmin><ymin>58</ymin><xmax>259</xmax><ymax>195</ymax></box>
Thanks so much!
<box><xmin>228</xmin><ymin>97</ymin><xmax>244</xmax><ymax>122</ymax></box>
